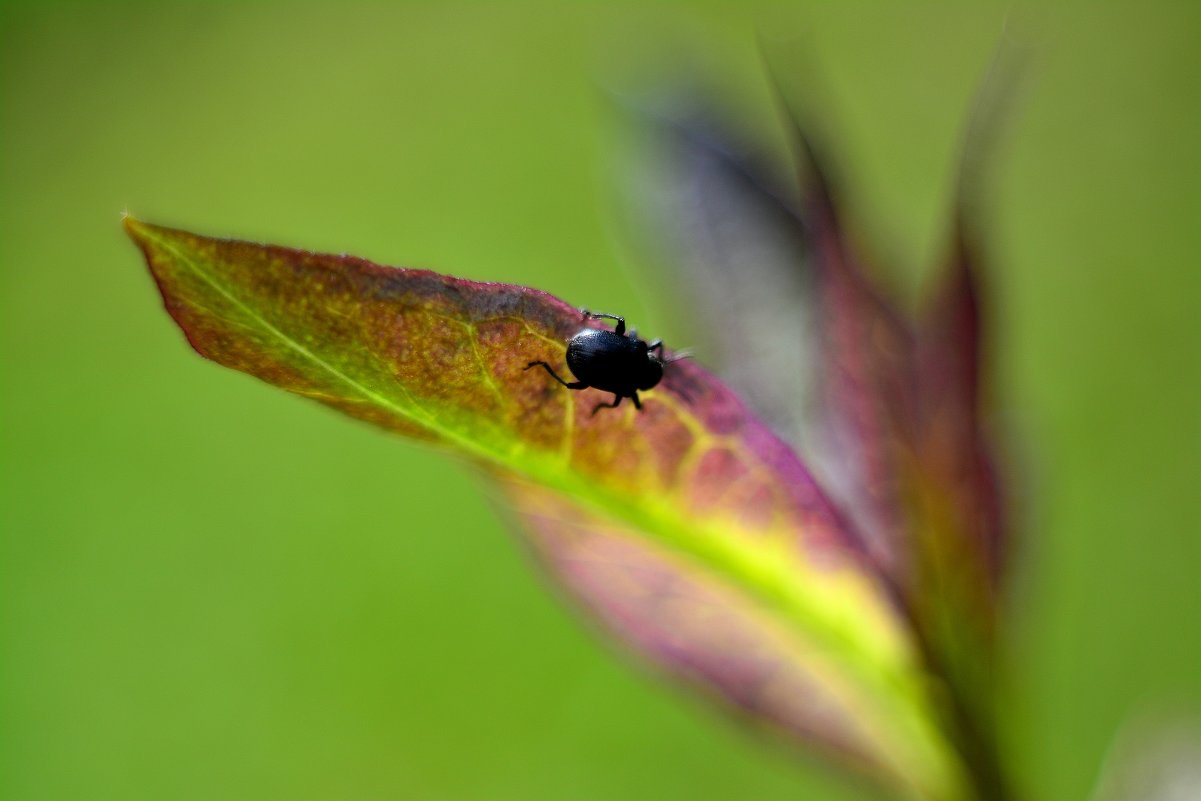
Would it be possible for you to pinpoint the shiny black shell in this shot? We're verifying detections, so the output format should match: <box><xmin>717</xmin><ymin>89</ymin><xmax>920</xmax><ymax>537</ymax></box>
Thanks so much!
<box><xmin>566</xmin><ymin>328</ymin><xmax>663</xmax><ymax>396</ymax></box>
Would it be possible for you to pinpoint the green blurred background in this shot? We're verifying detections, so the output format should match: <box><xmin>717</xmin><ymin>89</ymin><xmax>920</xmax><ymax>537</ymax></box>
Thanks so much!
<box><xmin>2</xmin><ymin>2</ymin><xmax>1198</xmax><ymax>799</ymax></box>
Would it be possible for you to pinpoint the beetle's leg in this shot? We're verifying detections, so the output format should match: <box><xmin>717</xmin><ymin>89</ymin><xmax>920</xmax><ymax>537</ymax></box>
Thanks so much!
<box><xmin>591</xmin><ymin>394</ymin><xmax>623</xmax><ymax>416</ymax></box>
<box><xmin>631</xmin><ymin>391</ymin><xmax>642</xmax><ymax>411</ymax></box>
<box><xmin>525</xmin><ymin>361</ymin><xmax>586</xmax><ymax>390</ymax></box>
<box><xmin>647</xmin><ymin>339</ymin><xmax>663</xmax><ymax>354</ymax></box>
<box><xmin>581</xmin><ymin>310</ymin><xmax>625</xmax><ymax>336</ymax></box>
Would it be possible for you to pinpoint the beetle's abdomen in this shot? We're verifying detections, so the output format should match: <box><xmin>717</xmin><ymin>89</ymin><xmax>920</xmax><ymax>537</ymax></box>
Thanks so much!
<box><xmin>566</xmin><ymin>328</ymin><xmax>640</xmax><ymax>395</ymax></box>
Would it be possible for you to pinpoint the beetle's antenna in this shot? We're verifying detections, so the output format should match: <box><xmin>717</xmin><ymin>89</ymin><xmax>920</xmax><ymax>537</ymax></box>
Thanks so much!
<box><xmin>665</xmin><ymin>350</ymin><xmax>693</xmax><ymax>364</ymax></box>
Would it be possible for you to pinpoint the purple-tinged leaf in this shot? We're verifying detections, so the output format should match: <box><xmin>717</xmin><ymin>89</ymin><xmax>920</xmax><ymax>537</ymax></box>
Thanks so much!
<box><xmin>614</xmin><ymin>97</ymin><xmax>824</xmax><ymax>453</ymax></box>
<box><xmin>504</xmin><ymin>478</ymin><xmax>966</xmax><ymax>799</ymax></box>
<box><xmin>916</xmin><ymin>44</ymin><xmax>1024</xmax><ymax>592</ymax></box>
<box><xmin>895</xmin><ymin>58</ymin><xmax>1023</xmax><ymax>775</ymax></box>
<box><xmin>616</xmin><ymin>71</ymin><xmax>1023</xmax><ymax>798</ymax></box>
<box><xmin>127</xmin><ymin>217</ymin><xmax>971</xmax><ymax>800</ymax></box>
<box><xmin>618</xmin><ymin>92</ymin><xmax>916</xmax><ymax>584</ymax></box>
<box><xmin>784</xmin><ymin>118</ymin><xmax>919</xmax><ymax>589</ymax></box>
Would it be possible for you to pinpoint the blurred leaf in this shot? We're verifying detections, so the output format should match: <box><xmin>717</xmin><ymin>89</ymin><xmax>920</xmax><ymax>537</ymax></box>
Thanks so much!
<box><xmin>779</xmin><ymin>106</ymin><xmax>919</xmax><ymax>588</ymax></box>
<box><xmin>616</xmin><ymin>93</ymin><xmax>915</xmax><ymax>585</ymax></box>
<box><xmin>614</xmin><ymin>94</ymin><xmax>824</xmax><ymax>451</ymax></box>
<box><xmin>915</xmin><ymin>39</ymin><xmax>1026</xmax><ymax>594</ymax></box>
<box><xmin>127</xmin><ymin>217</ymin><xmax>971</xmax><ymax>800</ymax></box>
<box><xmin>899</xmin><ymin>52</ymin><xmax>1025</xmax><ymax>796</ymax></box>
<box><xmin>614</xmin><ymin>62</ymin><xmax>1024</xmax><ymax>799</ymax></box>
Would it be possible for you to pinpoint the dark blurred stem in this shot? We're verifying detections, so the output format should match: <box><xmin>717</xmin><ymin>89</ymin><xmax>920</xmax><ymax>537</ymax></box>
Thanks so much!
<box><xmin>913</xmin><ymin>626</ymin><xmax>1016</xmax><ymax>801</ymax></box>
<box><xmin>951</xmin><ymin>687</ymin><xmax>1012</xmax><ymax>801</ymax></box>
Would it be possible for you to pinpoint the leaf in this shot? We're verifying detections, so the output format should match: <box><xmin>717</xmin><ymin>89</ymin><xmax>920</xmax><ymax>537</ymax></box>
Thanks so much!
<box><xmin>780</xmin><ymin>109</ymin><xmax>919</xmax><ymax>590</ymax></box>
<box><xmin>612</xmin><ymin>73</ymin><xmax>1021</xmax><ymax>798</ymax></box>
<box><xmin>126</xmin><ymin>217</ymin><xmax>969</xmax><ymax>799</ymax></box>
<box><xmin>505</xmin><ymin>478</ymin><xmax>956</xmax><ymax>798</ymax></box>
<box><xmin>916</xmin><ymin>41</ymin><xmax>1025</xmax><ymax>595</ymax></box>
<box><xmin>899</xmin><ymin>51</ymin><xmax>1024</xmax><ymax>791</ymax></box>
<box><xmin>615</xmin><ymin>92</ymin><xmax>915</xmax><ymax>585</ymax></box>
<box><xmin>613</xmin><ymin>93</ymin><xmax>824</xmax><ymax>451</ymax></box>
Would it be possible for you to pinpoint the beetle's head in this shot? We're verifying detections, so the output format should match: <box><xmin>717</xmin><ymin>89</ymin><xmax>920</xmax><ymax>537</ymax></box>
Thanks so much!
<box><xmin>636</xmin><ymin>352</ymin><xmax>665</xmax><ymax>390</ymax></box>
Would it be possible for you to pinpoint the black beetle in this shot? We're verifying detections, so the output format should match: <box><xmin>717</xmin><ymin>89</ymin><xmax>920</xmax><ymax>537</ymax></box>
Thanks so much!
<box><xmin>526</xmin><ymin>310</ymin><xmax>683</xmax><ymax>416</ymax></box>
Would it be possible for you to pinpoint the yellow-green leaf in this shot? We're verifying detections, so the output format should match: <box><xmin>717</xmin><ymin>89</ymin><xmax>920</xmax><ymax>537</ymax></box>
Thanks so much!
<box><xmin>127</xmin><ymin>217</ymin><xmax>971</xmax><ymax>800</ymax></box>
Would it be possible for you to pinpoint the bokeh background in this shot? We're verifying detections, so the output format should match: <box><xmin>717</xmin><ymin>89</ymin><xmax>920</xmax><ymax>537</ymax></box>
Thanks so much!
<box><xmin>2</xmin><ymin>2</ymin><xmax>1198</xmax><ymax>800</ymax></box>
